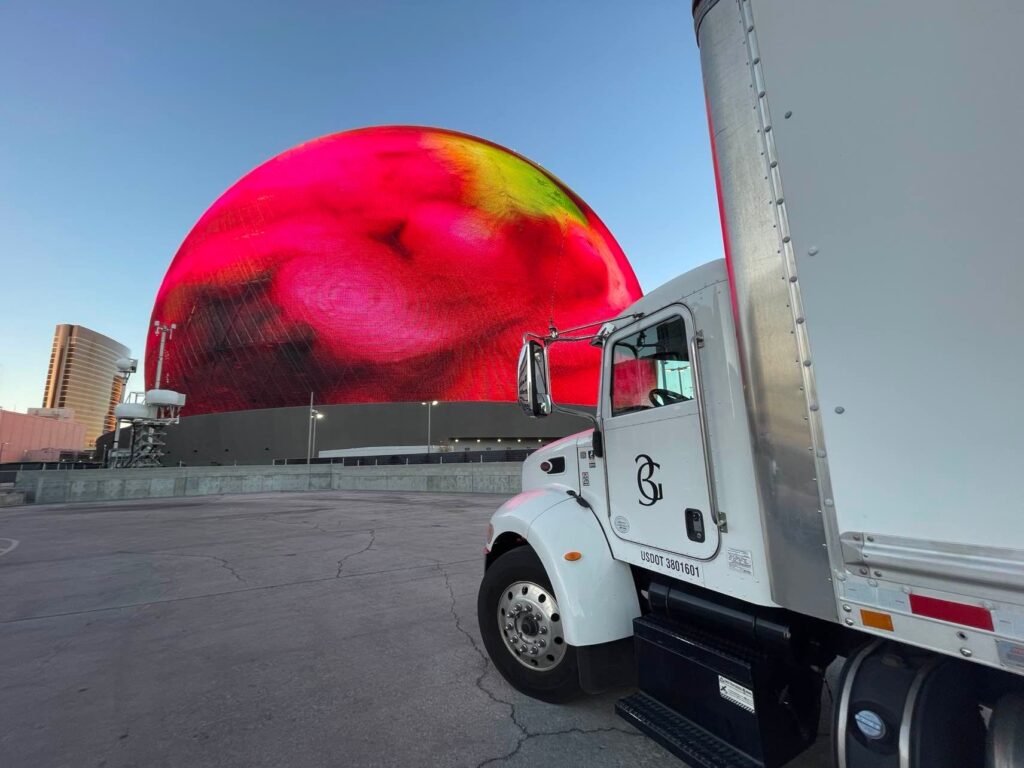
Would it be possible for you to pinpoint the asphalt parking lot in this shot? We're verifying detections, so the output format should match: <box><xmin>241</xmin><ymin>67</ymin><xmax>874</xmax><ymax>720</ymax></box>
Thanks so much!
<box><xmin>0</xmin><ymin>491</ymin><xmax>832</xmax><ymax>767</ymax></box>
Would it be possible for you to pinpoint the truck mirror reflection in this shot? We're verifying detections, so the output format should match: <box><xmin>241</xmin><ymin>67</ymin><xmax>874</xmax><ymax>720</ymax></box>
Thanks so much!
<box><xmin>517</xmin><ymin>340</ymin><xmax>552</xmax><ymax>418</ymax></box>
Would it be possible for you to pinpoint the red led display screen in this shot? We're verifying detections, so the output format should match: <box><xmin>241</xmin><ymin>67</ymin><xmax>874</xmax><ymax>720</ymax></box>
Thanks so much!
<box><xmin>148</xmin><ymin>126</ymin><xmax>642</xmax><ymax>414</ymax></box>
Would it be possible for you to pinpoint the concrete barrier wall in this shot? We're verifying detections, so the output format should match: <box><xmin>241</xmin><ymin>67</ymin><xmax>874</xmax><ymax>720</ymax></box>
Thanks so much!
<box><xmin>0</xmin><ymin>489</ymin><xmax>27</xmax><ymax>507</ymax></box>
<box><xmin>11</xmin><ymin>463</ymin><xmax>522</xmax><ymax>505</ymax></box>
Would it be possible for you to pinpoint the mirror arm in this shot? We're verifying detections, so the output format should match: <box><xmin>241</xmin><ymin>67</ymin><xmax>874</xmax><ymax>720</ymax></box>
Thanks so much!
<box><xmin>550</xmin><ymin>404</ymin><xmax>595</xmax><ymax>422</ymax></box>
<box><xmin>549</xmin><ymin>404</ymin><xmax>603</xmax><ymax>458</ymax></box>
<box><xmin>539</xmin><ymin>312</ymin><xmax>645</xmax><ymax>341</ymax></box>
<box><xmin>523</xmin><ymin>312</ymin><xmax>644</xmax><ymax>346</ymax></box>
<box><xmin>522</xmin><ymin>315</ymin><xmax>632</xmax><ymax>451</ymax></box>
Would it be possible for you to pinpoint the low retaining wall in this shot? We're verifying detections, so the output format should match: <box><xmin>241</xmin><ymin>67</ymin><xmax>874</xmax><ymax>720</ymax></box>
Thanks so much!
<box><xmin>0</xmin><ymin>489</ymin><xmax>26</xmax><ymax>507</ymax></box>
<box><xmin>11</xmin><ymin>463</ymin><xmax>522</xmax><ymax>505</ymax></box>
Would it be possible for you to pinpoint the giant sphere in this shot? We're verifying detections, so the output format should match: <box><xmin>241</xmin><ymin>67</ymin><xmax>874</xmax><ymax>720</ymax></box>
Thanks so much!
<box><xmin>148</xmin><ymin>126</ymin><xmax>642</xmax><ymax>414</ymax></box>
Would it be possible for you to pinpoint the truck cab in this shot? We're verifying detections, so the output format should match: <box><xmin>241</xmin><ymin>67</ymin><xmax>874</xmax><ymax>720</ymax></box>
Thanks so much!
<box><xmin>513</xmin><ymin>260</ymin><xmax>776</xmax><ymax>607</ymax></box>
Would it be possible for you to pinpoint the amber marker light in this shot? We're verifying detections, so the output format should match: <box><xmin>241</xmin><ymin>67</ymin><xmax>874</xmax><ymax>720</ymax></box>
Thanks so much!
<box><xmin>564</xmin><ymin>551</ymin><xmax>582</xmax><ymax>561</ymax></box>
<box><xmin>860</xmin><ymin>609</ymin><xmax>895</xmax><ymax>632</ymax></box>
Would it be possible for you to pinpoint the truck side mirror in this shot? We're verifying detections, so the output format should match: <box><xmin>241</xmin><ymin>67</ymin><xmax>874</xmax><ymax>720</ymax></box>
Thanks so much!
<box><xmin>517</xmin><ymin>340</ymin><xmax>553</xmax><ymax>418</ymax></box>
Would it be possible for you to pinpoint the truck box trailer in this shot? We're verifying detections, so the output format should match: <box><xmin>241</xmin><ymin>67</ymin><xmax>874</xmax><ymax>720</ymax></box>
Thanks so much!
<box><xmin>476</xmin><ymin>1</ymin><xmax>1024</xmax><ymax>766</ymax></box>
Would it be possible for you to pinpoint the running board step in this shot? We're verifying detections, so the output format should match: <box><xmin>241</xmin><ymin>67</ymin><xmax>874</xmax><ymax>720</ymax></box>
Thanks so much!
<box><xmin>616</xmin><ymin>692</ymin><xmax>760</xmax><ymax>768</ymax></box>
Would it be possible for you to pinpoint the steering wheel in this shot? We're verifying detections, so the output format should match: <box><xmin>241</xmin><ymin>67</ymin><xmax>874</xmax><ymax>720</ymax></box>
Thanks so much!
<box><xmin>649</xmin><ymin>388</ymin><xmax>688</xmax><ymax>407</ymax></box>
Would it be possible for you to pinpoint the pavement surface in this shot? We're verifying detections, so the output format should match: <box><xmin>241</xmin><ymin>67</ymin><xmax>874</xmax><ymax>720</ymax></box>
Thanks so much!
<box><xmin>0</xmin><ymin>491</ymin><xmax>833</xmax><ymax>767</ymax></box>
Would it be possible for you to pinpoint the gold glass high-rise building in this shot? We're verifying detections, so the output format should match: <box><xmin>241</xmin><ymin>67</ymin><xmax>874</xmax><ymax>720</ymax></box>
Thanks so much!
<box><xmin>42</xmin><ymin>325</ymin><xmax>130</xmax><ymax>448</ymax></box>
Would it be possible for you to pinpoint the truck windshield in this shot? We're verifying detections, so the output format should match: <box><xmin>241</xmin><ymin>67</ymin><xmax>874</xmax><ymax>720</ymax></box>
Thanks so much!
<box><xmin>610</xmin><ymin>316</ymin><xmax>692</xmax><ymax>415</ymax></box>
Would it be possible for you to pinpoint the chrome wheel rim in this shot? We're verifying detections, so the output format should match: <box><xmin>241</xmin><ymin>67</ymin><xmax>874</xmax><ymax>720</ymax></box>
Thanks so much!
<box><xmin>497</xmin><ymin>580</ymin><xmax>566</xmax><ymax>671</ymax></box>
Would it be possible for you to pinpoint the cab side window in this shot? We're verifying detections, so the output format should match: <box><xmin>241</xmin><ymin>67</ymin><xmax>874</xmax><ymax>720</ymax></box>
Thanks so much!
<box><xmin>610</xmin><ymin>316</ymin><xmax>693</xmax><ymax>416</ymax></box>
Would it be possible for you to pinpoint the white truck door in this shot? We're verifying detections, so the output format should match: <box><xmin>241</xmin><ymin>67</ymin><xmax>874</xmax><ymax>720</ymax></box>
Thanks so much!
<box><xmin>602</xmin><ymin>306</ymin><xmax>719</xmax><ymax>561</ymax></box>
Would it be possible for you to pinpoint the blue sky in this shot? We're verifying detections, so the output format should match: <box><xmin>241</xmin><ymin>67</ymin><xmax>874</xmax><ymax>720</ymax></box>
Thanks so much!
<box><xmin>0</xmin><ymin>0</ymin><xmax>721</xmax><ymax>411</ymax></box>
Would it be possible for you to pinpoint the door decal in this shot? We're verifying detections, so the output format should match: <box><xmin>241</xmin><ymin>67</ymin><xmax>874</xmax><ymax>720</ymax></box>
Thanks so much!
<box><xmin>634</xmin><ymin>454</ymin><xmax>664</xmax><ymax>506</ymax></box>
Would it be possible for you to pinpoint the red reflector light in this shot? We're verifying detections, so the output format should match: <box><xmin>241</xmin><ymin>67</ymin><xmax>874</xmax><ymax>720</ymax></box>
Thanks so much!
<box><xmin>909</xmin><ymin>594</ymin><xmax>993</xmax><ymax>631</ymax></box>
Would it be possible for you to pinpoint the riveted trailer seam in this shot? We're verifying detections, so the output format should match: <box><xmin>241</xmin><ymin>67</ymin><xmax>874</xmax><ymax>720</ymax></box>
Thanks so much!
<box><xmin>737</xmin><ymin>0</ymin><xmax>846</xmax><ymax>599</ymax></box>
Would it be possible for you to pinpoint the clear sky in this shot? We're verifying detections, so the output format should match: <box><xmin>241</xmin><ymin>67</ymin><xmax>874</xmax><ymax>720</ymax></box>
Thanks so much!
<box><xmin>0</xmin><ymin>0</ymin><xmax>721</xmax><ymax>411</ymax></box>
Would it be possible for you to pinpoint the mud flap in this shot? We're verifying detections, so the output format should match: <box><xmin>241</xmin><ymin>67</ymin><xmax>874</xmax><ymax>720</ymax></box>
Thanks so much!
<box><xmin>577</xmin><ymin>637</ymin><xmax>636</xmax><ymax>694</ymax></box>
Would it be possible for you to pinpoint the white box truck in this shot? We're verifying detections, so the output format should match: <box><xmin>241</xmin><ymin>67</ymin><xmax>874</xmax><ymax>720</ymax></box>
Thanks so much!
<box><xmin>476</xmin><ymin>1</ymin><xmax>1024</xmax><ymax>766</ymax></box>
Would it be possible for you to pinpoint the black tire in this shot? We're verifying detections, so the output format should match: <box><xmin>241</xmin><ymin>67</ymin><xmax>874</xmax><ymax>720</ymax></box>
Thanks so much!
<box><xmin>832</xmin><ymin>641</ymin><xmax>985</xmax><ymax>767</ymax></box>
<box><xmin>477</xmin><ymin>546</ymin><xmax>581</xmax><ymax>703</ymax></box>
<box><xmin>988</xmin><ymin>693</ymin><xmax>1024</xmax><ymax>768</ymax></box>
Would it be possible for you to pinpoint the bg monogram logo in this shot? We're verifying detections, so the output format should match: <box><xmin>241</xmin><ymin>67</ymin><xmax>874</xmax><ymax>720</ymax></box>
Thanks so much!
<box><xmin>634</xmin><ymin>454</ymin><xmax>663</xmax><ymax>507</ymax></box>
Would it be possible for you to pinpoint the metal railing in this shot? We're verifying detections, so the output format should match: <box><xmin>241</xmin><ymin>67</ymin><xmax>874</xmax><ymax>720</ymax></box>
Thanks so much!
<box><xmin>273</xmin><ymin>449</ymin><xmax>535</xmax><ymax>466</ymax></box>
<box><xmin>1</xmin><ymin>449</ymin><xmax>535</xmax><ymax>479</ymax></box>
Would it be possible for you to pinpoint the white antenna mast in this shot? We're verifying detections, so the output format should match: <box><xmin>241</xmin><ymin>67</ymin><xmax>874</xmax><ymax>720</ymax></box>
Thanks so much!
<box><xmin>152</xmin><ymin>320</ymin><xmax>177</xmax><ymax>388</ymax></box>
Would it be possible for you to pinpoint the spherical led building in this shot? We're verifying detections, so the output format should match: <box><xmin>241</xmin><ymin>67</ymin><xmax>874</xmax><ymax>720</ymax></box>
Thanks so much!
<box><xmin>142</xmin><ymin>127</ymin><xmax>642</xmax><ymax>463</ymax></box>
<box><xmin>149</xmin><ymin>126</ymin><xmax>640</xmax><ymax>410</ymax></box>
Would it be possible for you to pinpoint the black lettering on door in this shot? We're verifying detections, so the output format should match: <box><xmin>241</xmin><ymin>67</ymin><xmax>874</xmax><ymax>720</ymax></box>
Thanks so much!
<box><xmin>634</xmin><ymin>454</ymin><xmax>663</xmax><ymax>507</ymax></box>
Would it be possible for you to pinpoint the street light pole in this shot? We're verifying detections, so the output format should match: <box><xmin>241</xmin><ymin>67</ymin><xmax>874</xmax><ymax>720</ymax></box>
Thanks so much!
<box><xmin>312</xmin><ymin>411</ymin><xmax>324</xmax><ymax>459</ymax></box>
<box><xmin>421</xmin><ymin>400</ymin><xmax>439</xmax><ymax>455</ymax></box>
<box><xmin>306</xmin><ymin>392</ymin><xmax>314</xmax><ymax>465</ymax></box>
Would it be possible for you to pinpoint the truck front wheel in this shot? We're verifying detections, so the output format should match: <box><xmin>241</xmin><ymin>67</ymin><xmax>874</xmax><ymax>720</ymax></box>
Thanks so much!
<box><xmin>477</xmin><ymin>546</ymin><xmax>581</xmax><ymax>703</ymax></box>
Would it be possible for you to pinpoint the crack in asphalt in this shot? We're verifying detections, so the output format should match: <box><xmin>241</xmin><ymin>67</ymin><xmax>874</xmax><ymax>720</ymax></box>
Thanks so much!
<box><xmin>476</xmin><ymin>725</ymin><xmax>645</xmax><ymax>767</ymax></box>
<box><xmin>440</xmin><ymin>567</ymin><xmax>528</xmax><ymax>748</ymax></box>
<box><xmin>440</xmin><ymin>568</ymin><xmax>642</xmax><ymax>768</ymax></box>
<box><xmin>335</xmin><ymin>529</ymin><xmax>376</xmax><ymax>578</ymax></box>
<box><xmin>116</xmin><ymin>550</ymin><xmax>249</xmax><ymax>585</ymax></box>
<box><xmin>261</xmin><ymin>513</ymin><xmax>455</xmax><ymax>538</ymax></box>
<box><xmin>259</xmin><ymin>515</ymin><xmax>344</xmax><ymax>538</ymax></box>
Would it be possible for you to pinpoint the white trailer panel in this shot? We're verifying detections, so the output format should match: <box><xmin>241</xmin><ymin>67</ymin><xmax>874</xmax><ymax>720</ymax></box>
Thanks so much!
<box><xmin>698</xmin><ymin>0</ymin><xmax>1024</xmax><ymax>666</ymax></box>
<box><xmin>751</xmin><ymin>0</ymin><xmax>1024</xmax><ymax>555</ymax></box>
